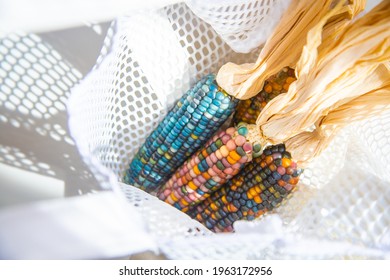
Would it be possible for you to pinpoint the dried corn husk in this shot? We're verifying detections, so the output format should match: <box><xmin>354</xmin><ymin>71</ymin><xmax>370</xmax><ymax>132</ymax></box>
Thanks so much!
<box><xmin>216</xmin><ymin>0</ymin><xmax>365</xmax><ymax>100</ymax></box>
<box><xmin>258</xmin><ymin>0</ymin><xmax>390</xmax><ymax>164</ymax></box>
<box><xmin>218</xmin><ymin>0</ymin><xmax>390</xmax><ymax>165</ymax></box>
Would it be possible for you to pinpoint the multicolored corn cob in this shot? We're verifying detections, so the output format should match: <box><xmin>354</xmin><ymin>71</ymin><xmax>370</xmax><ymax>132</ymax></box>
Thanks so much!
<box><xmin>233</xmin><ymin>67</ymin><xmax>296</xmax><ymax>125</ymax></box>
<box><xmin>157</xmin><ymin>122</ymin><xmax>263</xmax><ymax>211</ymax></box>
<box><xmin>124</xmin><ymin>74</ymin><xmax>238</xmax><ymax>192</ymax></box>
<box><xmin>188</xmin><ymin>144</ymin><xmax>301</xmax><ymax>232</ymax></box>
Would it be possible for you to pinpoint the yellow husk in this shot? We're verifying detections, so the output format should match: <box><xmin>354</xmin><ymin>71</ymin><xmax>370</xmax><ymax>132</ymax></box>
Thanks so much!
<box><xmin>260</xmin><ymin>1</ymin><xmax>390</xmax><ymax>164</ymax></box>
<box><xmin>216</xmin><ymin>0</ymin><xmax>365</xmax><ymax>100</ymax></box>
<box><xmin>285</xmin><ymin>65</ymin><xmax>390</xmax><ymax>164</ymax></box>
<box><xmin>217</xmin><ymin>0</ymin><xmax>390</xmax><ymax>165</ymax></box>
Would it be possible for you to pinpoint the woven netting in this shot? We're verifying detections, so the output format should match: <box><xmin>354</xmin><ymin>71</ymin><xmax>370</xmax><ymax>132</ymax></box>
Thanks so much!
<box><xmin>68</xmin><ymin>1</ymin><xmax>390</xmax><ymax>259</ymax></box>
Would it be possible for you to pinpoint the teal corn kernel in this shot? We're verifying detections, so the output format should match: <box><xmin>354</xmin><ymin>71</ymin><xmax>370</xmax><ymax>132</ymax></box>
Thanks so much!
<box><xmin>124</xmin><ymin>74</ymin><xmax>239</xmax><ymax>192</ymax></box>
<box><xmin>237</xmin><ymin>126</ymin><xmax>248</xmax><ymax>136</ymax></box>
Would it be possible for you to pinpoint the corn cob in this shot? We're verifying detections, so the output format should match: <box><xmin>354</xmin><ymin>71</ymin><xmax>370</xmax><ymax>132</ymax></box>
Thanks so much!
<box><xmin>233</xmin><ymin>67</ymin><xmax>296</xmax><ymax>125</ymax></box>
<box><xmin>124</xmin><ymin>74</ymin><xmax>238</xmax><ymax>192</ymax></box>
<box><xmin>157</xmin><ymin>122</ymin><xmax>263</xmax><ymax>211</ymax></box>
<box><xmin>188</xmin><ymin>144</ymin><xmax>301</xmax><ymax>232</ymax></box>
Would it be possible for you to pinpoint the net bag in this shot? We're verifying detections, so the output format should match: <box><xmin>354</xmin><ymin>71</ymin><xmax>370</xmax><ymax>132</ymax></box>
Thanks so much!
<box><xmin>67</xmin><ymin>0</ymin><xmax>390</xmax><ymax>259</ymax></box>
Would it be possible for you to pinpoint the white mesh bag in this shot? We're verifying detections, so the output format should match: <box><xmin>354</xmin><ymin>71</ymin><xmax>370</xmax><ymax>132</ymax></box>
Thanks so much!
<box><xmin>3</xmin><ymin>0</ymin><xmax>388</xmax><ymax>259</ymax></box>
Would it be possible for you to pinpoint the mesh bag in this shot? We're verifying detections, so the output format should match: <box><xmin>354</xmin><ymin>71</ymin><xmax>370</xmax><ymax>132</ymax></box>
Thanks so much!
<box><xmin>5</xmin><ymin>0</ymin><xmax>385</xmax><ymax>259</ymax></box>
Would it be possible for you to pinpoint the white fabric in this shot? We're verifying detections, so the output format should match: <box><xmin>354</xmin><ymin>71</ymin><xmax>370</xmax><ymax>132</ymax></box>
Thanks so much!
<box><xmin>0</xmin><ymin>192</ymin><xmax>156</xmax><ymax>259</ymax></box>
<box><xmin>0</xmin><ymin>0</ymin><xmax>179</xmax><ymax>34</ymax></box>
<box><xmin>187</xmin><ymin>0</ymin><xmax>291</xmax><ymax>53</ymax></box>
<box><xmin>158</xmin><ymin>215</ymin><xmax>390</xmax><ymax>259</ymax></box>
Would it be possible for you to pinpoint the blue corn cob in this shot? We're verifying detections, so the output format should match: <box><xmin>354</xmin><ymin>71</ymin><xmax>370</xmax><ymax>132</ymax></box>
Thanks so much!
<box><xmin>124</xmin><ymin>74</ymin><xmax>238</xmax><ymax>192</ymax></box>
